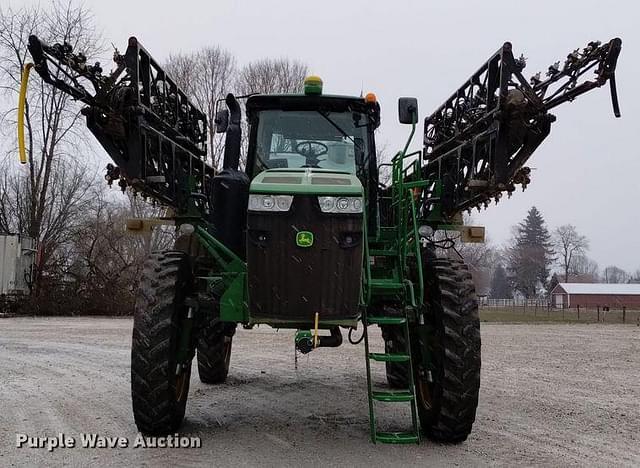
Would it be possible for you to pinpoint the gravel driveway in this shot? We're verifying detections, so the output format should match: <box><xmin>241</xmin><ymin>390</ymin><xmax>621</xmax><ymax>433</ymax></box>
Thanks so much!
<box><xmin>1</xmin><ymin>318</ymin><xmax>638</xmax><ymax>467</ymax></box>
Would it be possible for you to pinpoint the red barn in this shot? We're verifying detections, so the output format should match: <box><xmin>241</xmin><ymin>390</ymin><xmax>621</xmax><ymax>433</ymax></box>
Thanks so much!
<box><xmin>551</xmin><ymin>283</ymin><xmax>640</xmax><ymax>309</ymax></box>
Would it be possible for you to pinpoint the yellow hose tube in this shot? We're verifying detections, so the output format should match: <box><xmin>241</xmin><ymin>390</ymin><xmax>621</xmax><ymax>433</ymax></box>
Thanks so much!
<box><xmin>313</xmin><ymin>312</ymin><xmax>319</xmax><ymax>348</ymax></box>
<box><xmin>18</xmin><ymin>63</ymin><xmax>34</xmax><ymax>164</ymax></box>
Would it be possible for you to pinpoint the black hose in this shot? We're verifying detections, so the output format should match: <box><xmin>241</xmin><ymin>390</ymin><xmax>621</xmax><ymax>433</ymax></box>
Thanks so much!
<box><xmin>348</xmin><ymin>326</ymin><xmax>365</xmax><ymax>345</ymax></box>
<box><xmin>317</xmin><ymin>327</ymin><xmax>342</xmax><ymax>348</ymax></box>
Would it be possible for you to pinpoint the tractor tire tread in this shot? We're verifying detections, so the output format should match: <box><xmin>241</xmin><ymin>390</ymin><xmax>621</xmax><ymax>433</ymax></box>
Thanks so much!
<box><xmin>197</xmin><ymin>319</ymin><xmax>234</xmax><ymax>384</ymax></box>
<box><xmin>131</xmin><ymin>251</ymin><xmax>191</xmax><ymax>435</ymax></box>
<box><xmin>420</xmin><ymin>256</ymin><xmax>481</xmax><ymax>444</ymax></box>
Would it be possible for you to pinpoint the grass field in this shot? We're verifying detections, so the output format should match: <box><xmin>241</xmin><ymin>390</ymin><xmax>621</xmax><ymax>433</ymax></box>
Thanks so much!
<box><xmin>480</xmin><ymin>306</ymin><xmax>640</xmax><ymax>324</ymax></box>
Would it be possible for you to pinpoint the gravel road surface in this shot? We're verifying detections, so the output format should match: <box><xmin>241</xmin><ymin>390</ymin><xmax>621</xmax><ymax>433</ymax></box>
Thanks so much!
<box><xmin>1</xmin><ymin>318</ymin><xmax>638</xmax><ymax>467</ymax></box>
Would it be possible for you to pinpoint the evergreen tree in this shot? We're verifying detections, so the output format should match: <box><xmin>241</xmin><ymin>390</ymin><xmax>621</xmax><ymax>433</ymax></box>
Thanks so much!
<box><xmin>548</xmin><ymin>273</ymin><xmax>560</xmax><ymax>295</ymax></box>
<box><xmin>489</xmin><ymin>264</ymin><xmax>513</xmax><ymax>299</ymax></box>
<box><xmin>507</xmin><ymin>206</ymin><xmax>554</xmax><ymax>298</ymax></box>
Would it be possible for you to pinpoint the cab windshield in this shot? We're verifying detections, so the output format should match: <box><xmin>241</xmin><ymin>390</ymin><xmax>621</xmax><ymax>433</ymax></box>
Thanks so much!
<box><xmin>252</xmin><ymin>110</ymin><xmax>368</xmax><ymax>175</ymax></box>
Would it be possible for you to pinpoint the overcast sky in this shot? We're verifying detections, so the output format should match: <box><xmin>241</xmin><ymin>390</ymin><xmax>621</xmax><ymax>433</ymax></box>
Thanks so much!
<box><xmin>14</xmin><ymin>0</ymin><xmax>640</xmax><ymax>271</ymax></box>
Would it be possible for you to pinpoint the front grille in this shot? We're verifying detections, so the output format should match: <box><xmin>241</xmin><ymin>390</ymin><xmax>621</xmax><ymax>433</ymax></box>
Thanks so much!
<box><xmin>247</xmin><ymin>195</ymin><xmax>362</xmax><ymax>322</ymax></box>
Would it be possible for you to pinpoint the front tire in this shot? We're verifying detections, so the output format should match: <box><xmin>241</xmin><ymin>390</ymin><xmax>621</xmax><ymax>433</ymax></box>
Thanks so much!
<box><xmin>414</xmin><ymin>255</ymin><xmax>481</xmax><ymax>443</ymax></box>
<box><xmin>131</xmin><ymin>251</ymin><xmax>194</xmax><ymax>435</ymax></box>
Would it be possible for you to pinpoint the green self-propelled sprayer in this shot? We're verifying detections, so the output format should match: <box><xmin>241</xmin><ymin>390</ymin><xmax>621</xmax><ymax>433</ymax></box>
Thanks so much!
<box><xmin>20</xmin><ymin>35</ymin><xmax>621</xmax><ymax>444</ymax></box>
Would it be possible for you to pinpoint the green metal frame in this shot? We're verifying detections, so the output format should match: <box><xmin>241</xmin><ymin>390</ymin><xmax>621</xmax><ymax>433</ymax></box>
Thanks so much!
<box><xmin>360</xmin><ymin>118</ymin><xmax>437</xmax><ymax>445</ymax></box>
<box><xmin>363</xmin><ymin>311</ymin><xmax>420</xmax><ymax>444</ymax></box>
<box><xmin>177</xmin><ymin>115</ymin><xmax>440</xmax><ymax>330</ymax></box>
<box><xmin>181</xmin><ymin>117</ymin><xmax>441</xmax><ymax>329</ymax></box>
<box><xmin>175</xmin><ymin>105</ymin><xmax>444</xmax><ymax>446</ymax></box>
<box><xmin>364</xmin><ymin>120</ymin><xmax>427</xmax><ymax>311</ymax></box>
<box><xmin>194</xmin><ymin>225</ymin><xmax>248</xmax><ymax>323</ymax></box>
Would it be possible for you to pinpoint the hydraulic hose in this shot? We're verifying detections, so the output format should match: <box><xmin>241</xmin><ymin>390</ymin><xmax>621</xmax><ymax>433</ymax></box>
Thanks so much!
<box><xmin>317</xmin><ymin>327</ymin><xmax>342</xmax><ymax>348</ymax></box>
<box><xmin>17</xmin><ymin>63</ymin><xmax>33</xmax><ymax>164</ymax></box>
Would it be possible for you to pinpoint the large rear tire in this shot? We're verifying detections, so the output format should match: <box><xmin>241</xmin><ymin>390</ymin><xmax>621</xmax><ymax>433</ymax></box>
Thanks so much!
<box><xmin>131</xmin><ymin>251</ymin><xmax>194</xmax><ymax>435</ymax></box>
<box><xmin>414</xmin><ymin>254</ymin><xmax>481</xmax><ymax>443</ymax></box>
<box><xmin>381</xmin><ymin>323</ymin><xmax>410</xmax><ymax>389</ymax></box>
<box><xmin>175</xmin><ymin>232</ymin><xmax>235</xmax><ymax>384</ymax></box>
<box><xmin>197</xmin><ymin>316</ymin><xmax>235</xmax><ymax>384</ymax></box>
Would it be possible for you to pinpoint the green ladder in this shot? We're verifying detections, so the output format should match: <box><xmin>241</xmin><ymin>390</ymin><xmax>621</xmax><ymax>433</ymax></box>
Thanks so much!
<box><xmin>363</xmin><ymin>312</ymin><xmax>420</xmax><ymax>444</ymax></box>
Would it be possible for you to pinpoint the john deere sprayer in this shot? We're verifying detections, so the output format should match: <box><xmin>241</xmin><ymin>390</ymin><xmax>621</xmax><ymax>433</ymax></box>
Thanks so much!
<box><xmin>21</xmin><ymin>35</ymin><xmax>621</xmax><ymax>444</ymax></box>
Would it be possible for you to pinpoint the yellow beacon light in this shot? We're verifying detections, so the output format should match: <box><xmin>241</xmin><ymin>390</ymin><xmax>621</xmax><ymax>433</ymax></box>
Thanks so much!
<box><xmin>304</xmin><ymin>75</ymin><xmax>323</xmax><ymax>95</ymax></box>
<box><xmin>17</xmin><ymin>63</ymin><xmax>34</xmax><ymax>164</ymax></box>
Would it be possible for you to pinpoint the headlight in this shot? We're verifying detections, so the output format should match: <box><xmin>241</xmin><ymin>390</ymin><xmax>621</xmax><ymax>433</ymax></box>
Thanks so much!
<box><xmin>249</xmin><ymin>194</ymin><xmax>293</xmax><ymax>212</ymax></box>
<box><xmin>317</xmin><ymin>196</ymin><xmax>363</xmax><ymax>213</ymax></box>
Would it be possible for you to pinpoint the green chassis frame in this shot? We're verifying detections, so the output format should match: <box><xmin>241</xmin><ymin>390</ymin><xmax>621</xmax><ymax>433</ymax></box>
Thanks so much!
<box><xmin>185</xmin><ymin>120</ymin><xmax>461</xmax><ymax>329</ymax></box>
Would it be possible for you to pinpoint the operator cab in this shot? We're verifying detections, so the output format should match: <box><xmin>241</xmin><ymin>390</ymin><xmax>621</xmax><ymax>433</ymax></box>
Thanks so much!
<box><xmin>245</xmin><ymin>80</ymin><xmax>381</xmax><ymax>214</ymax></box>
<box><xmin>249</xmin><ymin>109</ymin><xmax>366</xmax><ymax>173</ymax></box>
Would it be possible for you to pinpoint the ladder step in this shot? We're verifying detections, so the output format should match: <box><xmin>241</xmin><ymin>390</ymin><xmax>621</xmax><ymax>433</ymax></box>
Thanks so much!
<box><xmin>369</xmin><ymin>280</ymin><xmax>404</xmax><ymax>291</ymax></box>
<box><xmin>367</xmin><ymin>316</ymin><xmax>406</xmax><ymax>325</ymax></box>
<box><xmin>369</xmin><ymin>352</ymin><xmax>410</xmax><ymax>362</ymax></box>
<box><xmin>363</xmin><ymin>304</ymin><xmax>420</xmax><ymax>445</ymax></box>
<box><xmin>372</xmin><ymin>390</ymin><xmax>414</xmax><ymax>402</ymax></box>
<box><xmin>378</xmin><ymin>228</ymin><xmax>397</xmax><ymax>240</ymax></box>
<box><xmin>369</xmin><ymin>249</ymin><xmax>398</xmax><ymax>256</ymax></box>
<box><xmin>375</xmin><ymin>431</ymin><xmax>419</xmax><ymax>444</ymax></box>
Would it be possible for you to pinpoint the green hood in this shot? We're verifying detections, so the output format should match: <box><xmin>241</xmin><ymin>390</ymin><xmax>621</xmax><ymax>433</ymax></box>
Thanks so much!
<box><xmin>249</xmin><ymin>169</ymin><xmax>363</xmax><ymax>196</ymax></box>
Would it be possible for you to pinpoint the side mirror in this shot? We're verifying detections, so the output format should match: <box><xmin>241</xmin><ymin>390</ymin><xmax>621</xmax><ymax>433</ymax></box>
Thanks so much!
<box><xmin>398</xmin><ymin>97</ymin><xmax>418</xmax><ymax>124</ymax></box>
<box><xmin>214</xmin><ymin>109</ymin><xmax>229</xmax><ymax>133</ymax></box>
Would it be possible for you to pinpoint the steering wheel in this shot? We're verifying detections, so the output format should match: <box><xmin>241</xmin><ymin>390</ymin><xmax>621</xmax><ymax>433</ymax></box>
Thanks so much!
<box><xmin>295</xmin><ymin>141</ymin><xmax>328</xmax><ymax>167</ymax></box>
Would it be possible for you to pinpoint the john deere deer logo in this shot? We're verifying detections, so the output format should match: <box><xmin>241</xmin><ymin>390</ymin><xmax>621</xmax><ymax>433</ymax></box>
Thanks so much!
<box><xmin>296</xmin><ymin>231</ymin><xmax>314</xmax><ymax>247</ymax></box>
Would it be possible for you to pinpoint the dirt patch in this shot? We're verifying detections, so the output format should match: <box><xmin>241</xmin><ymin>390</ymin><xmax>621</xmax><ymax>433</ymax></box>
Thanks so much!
<box><xmin>0</xmin><ymin>317</ymin><xmax>638</xmax><ymax>467</ymax></box>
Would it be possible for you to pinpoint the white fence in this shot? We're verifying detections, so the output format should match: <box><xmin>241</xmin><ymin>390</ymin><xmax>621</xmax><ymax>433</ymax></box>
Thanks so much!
<box><xmin>481</xmin><ymin>298</ymin><xmax>550</xmax><ymax>308</ymax></box>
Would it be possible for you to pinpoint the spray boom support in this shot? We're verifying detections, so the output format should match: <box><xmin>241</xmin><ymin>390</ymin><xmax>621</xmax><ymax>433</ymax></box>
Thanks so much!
<box><xmin>420</xmin><ymin>38</ymin><xmax>621</xmax><ymax>220</ymax></box>
<box><xmin>24</xmin><ymin>35</ymin><xmax>213</xmax><ymax>211</ymax></box>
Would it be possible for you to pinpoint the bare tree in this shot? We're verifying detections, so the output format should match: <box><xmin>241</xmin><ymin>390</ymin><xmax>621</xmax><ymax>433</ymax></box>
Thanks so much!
<box><xmin>167</xmin><ymin>53</ymin><xmax>308</xmax><ymax>169</ymax></box>
<box><xmin>553</xmin><ymin>224</ymin><xmax>589</xmax><ymax>282</ymax></box>
<box><xmin>219</xmin><ymin>57</ymin><xmax>310</xmax><ymax>167</ymax></box>
<box><xmin>235</xmin><ymin>58</ymin><xmax>308</xmax><ymax>165</ymax></box>
<box><xmin>571</xmin><ymin>254</ymin><xmax>600</xmax><ymax>282</ymax></box>
<box><xmin>236</xmin><ymin>58</ymin><xmax>308</xmax><ymax>95</ymax></box>
<box><xmin>376</xmin><ymin>142</ymin><xmax>393</xmax><ymax>185</ymax></box>
<box><xmin>125</xmin><ymin>192</ymin><xmax>175</xmax><ymax>253</ymax></box>
<box><xmin>457</xmin><ymin>233</ymin><xmax>497</xmax><ymax>297</ymax></box>
<box><xmin>0</xmin><ymin>2</ymin><xmax>101</xmax><ymax>291</ymax></box>
<box><xmin>44</xmin><ymin>193</ymin><xmax>145</xmax><ymax>315</ymax></box>
<box><xmin>603</xmin><ymin>265</ymin><xmax>629</xmax><ymax>284</ymax></box>
<box><xmin>165</xmin><ymin>47</ymin><xmax>235</xmax><ymax>169</ymax></box>
<box><xmin>0</xmin><ymin>157</ymin><xmax>96</xmax><ymax>286</ymax></box>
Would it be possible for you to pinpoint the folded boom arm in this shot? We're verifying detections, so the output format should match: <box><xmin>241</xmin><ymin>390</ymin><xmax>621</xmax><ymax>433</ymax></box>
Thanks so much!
<box><xmin>421</xmin><ymin>38</ymin><xmax>622</xmax><ymax>220</ymax></box>
<box><xmin>27</xmin><ymin>35</ymin><xmax>214</xmax><ymax>211</ymax></box>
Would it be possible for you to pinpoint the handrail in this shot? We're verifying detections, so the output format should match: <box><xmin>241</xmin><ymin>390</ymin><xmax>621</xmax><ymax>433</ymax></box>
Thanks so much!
<box><xmin>362</xmin><ymin>212</ymin><xmax>372</xmax><ymax>304</ymax></box>
<box><xmin>388</xmin><ymin>118</ymin><xmax>425</xmax><ymax>308</ymax></box>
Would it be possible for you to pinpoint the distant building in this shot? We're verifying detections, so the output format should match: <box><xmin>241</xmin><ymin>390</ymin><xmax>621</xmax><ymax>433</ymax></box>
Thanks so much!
<box><xmin>0</xmin><ymin>235</ymin><xmax>36</xmax><ymax>296</ymax></box>
<box><xmin>550</xmin><ymin>283</ymin><xmax>640</xmax><ymax>309</ymax></box>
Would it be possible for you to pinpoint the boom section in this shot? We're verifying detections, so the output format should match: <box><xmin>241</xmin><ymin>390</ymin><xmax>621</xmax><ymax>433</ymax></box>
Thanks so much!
<box><xmin>27</xmin><ymin>35</ymin><xmax>213</xmax><ymax>210</ymax></box>
<box><xmin>421</xmin><ymin>38</ymin><xmax>621</xmax><ymax>220</ymax></box>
